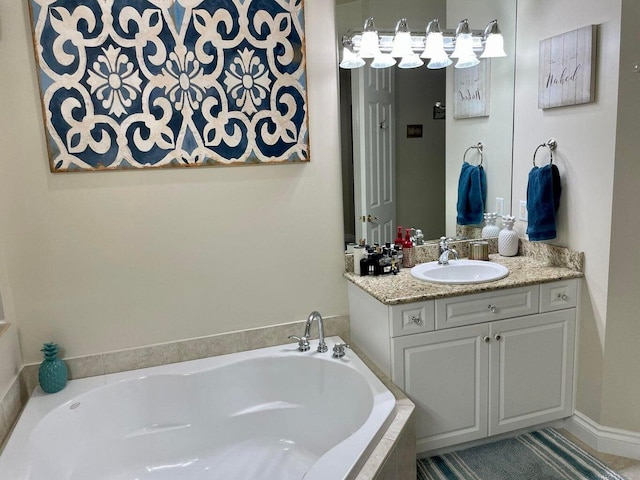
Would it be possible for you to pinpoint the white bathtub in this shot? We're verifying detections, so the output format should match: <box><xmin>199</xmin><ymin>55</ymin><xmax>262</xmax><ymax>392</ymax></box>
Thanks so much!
<box><xmin>0</xmin><ymin>336</ymin><xmax>395</xmax><ymax>480</ymax></box>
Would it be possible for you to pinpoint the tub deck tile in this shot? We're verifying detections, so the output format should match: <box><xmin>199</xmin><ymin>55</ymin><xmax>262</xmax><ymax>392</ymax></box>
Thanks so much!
<box><xmin>103</xmin><ymin>343</ymin><xmax>180</xmax><ymax>375</ymax></box>
<box><xmin>176</xmin><ymin>331</ymin><xmax>249</xmax><ymax>362</ymax></box>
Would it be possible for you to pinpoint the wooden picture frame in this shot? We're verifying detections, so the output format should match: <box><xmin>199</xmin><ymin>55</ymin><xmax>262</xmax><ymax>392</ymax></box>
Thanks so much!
<box><xmin>538</xmin><ymin>25</ymin><xmax>597</xmax><ymax>109</ymax></box>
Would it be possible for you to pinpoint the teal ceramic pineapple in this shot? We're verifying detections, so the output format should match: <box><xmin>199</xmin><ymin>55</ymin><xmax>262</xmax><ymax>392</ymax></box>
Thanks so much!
<box><xmin>38</xmin><ymin>343</ymin><xmax>68</xmax><ymax>393</ymax></box>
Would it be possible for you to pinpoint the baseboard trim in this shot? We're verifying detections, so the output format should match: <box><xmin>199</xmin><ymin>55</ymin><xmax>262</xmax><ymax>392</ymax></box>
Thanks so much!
<box><xmin>563</xmin><ymin>411</ymin><xmax>640</xmax><ymax>460</ymax></box>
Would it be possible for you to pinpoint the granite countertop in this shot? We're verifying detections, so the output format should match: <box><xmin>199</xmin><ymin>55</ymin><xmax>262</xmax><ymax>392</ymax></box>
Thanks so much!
<box><xmin>344</xmin><ymin>254</ymin><xmax>584</xmax><ymax>305</ymax></box>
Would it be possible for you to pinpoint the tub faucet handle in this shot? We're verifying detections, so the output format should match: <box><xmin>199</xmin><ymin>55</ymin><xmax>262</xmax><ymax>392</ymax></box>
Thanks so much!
<box><xmin>332</xmin><ymin>343</ymin><xmax>351</xmax><ymax>358</ymax></box>
<box><xmin>288</xmin><ymin>335</ymin><xmax>310</xmax><ymax>352</ymax></box>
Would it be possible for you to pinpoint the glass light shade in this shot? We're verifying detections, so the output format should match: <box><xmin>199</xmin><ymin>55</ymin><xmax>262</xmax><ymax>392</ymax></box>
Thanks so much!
<box><xmin>370</xmin><ymin>53</ymin><xmax>396</xmax><ymax>69</ymax></box>
<box><xmin>427</xmin><ymin>53</ymin><xmax>453</xmax><ymax>69</ymax></box>
<box><xmin>454</xmin><ymin>55</ymin><xmax>480</xmax><ymax>69</ymax></box>
<box><xmin>480</xmin><ymin>33</ymin><xmax>507</xmax><ymax>58</ymax></box>
<box><xmin>421</xmin><ymin>32</ymin><xmax>447</xmax><ymax>59</ymax></box>
<box><xmin>398</xmin><ymin>54</ymin><xmax>424</xmax><ymax>69</ymax></box>
<box><xmin>339</xmin><ymin>47</ymin><xmax>365</xmax><ymax>69</ymax></box>
<box><xmin>450</xmin><ymin>33</ymin><xmax>475</xmax><ymax>59</ymax></box>
<box><xmin>390</xmin><ymin>31</ymin><xmax>413</xmax><ymax>58</ymax></box>
<box><xmin>359</xmin><ymin>30</ymin><xmax>381</xmax><ymax>59</ymax></box>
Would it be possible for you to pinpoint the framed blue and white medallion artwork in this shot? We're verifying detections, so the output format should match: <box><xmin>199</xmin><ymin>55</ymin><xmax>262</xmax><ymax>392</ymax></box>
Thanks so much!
<box><xmin>29</xmin><ymin>0</ymin><xmax>309</xmax><ymax>172</ymax></box>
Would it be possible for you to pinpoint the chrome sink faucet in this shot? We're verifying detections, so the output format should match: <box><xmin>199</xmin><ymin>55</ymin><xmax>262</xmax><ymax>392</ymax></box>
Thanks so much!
<box><xmin>289</xmin><ymin>311</ymin><xmax>328</xmax><ymax>353</ymax></box>
<box><xmin>438</xmin><ymin>237</ymin><xmax>459</xmax><ymax>265</ymax></box>
<box><xmin>305</xmin><ymin>311</ymin><xmax>328</xmax><ymax>353</ymax></box>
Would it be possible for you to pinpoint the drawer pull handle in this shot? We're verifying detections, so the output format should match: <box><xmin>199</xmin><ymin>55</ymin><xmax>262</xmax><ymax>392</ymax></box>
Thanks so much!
<box><xmin>488</xmin><ymin>305</ymin><xmax>498</xmax><ymax>314</ymax></box>
<box><xmin>557</xmin><ymin>293</ymin><xmax>569</xmax><ymax>301</ymax></box>
<box><xmin>483</xmin><ymin>336</ymin><xmax>491</xmax><ymax>343</ymax></box>
<box><xmin>411</xmin><ymin>316</ymin><xmax>423</xmax><ymax>326</ymax></box>
<box><xmin>494</xmin><ymin>333</ymin><xmax>502</xmax><ymax>341</ymax></box>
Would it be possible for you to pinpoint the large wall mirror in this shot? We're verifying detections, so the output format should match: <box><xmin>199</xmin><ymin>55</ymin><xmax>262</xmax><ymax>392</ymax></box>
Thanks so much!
<box><xmin>337</xmin><ymin>0</ymin><xmax>517</xmax><ymax>246</ymax></box>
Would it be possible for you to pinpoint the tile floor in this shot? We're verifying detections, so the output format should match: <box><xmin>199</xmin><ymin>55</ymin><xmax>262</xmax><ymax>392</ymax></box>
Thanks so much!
<box><xmin>558</xmin><ymin>429</ymin><xmax>640</xmax><ymax>480</ymax></box>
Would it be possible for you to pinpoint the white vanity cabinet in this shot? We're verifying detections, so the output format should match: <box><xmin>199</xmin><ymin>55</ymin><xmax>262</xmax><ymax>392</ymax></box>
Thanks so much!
<box><xmin>348</xmin><ymin>279</ymin><xmax>578</xmax><ymax>454</ymax></box>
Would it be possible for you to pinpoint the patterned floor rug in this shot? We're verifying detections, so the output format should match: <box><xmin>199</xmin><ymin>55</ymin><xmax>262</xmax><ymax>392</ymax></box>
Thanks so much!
<box><xmin>417</xmin><ymin>428</ymin><xmax>626</xmax><ymax>480</ymax></box>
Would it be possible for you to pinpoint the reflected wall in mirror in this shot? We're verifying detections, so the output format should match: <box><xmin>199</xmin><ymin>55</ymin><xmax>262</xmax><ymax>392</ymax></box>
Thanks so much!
<box><xmin>337</xmin><ymin>0</ymin><xmax>516</xmax><ymax>246</ymax></box>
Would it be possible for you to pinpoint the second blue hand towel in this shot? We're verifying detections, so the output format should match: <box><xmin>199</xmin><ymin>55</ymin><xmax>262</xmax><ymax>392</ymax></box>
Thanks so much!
<box><xmin>456</xmin><ymin>162</ymin><xmax>487</xmax><ymax>225</ymax></box>
<box><xmin>526</xmin><ymin>164</ymin><xmax>562</xmax><ymax>241</ymax></box>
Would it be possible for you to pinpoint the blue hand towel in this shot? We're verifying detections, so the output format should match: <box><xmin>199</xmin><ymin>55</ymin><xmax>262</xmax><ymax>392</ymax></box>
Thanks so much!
<box><xmin>526</xmin><ymin>164</ymin><xmax>562</xmax><ymax>241</ymax></box>
<box><xmin>456</xmin><ymin>162</ymin><xmax>487</xmax><ymax>225</ymax></box>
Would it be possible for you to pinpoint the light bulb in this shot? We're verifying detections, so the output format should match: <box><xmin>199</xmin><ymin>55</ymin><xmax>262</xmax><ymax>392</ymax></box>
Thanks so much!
<box><xmin>481</xmin><ymin>33</ymin><xmax>507</xmax><ymax>58</ymax></box>
<box><xmin>339</xmin><ymin>47</ymin><xmax>365</xmax><ymax>69</ymax></box>
<box><xmin>427</xmin><ymin>54</ymin><xmax>453</xmax><ymax>69</ymax></box>
<box><xmin>371</xmin><ymin>54</ymin><xmax>396</xmax><ymax>69</ymax></box>
<box><xmin>421</xmin><ymin>32</ymin><xmax>446</xmax><ymax>59</ymax></box>
<box><xmin>398</xmin><ymin>54</ymin><xmax>424</xmax><ymax>69</ymax></box>
<box><xmin>451</xmin><ymin>33</ymin><xmax>476</xmax><ymax>59</ymax></box>
<box><xmin>454</xmin><ymin>55</ymin><xmax>480</xmax><ymax>69</ymax></box>
<box><xmin>359</xmin><ymin>17</ymin><xmax>381</xmax><ymax>59</ymax></box>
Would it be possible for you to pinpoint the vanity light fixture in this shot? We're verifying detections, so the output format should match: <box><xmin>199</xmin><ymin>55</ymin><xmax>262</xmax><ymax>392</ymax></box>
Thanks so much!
<box><xmin>392</xmin><ymin>19</ymin><xmax>424</xmax><ymax>69</ymax></box>
<box><xmin>358</xmin><ymin>17</ymin><xmax>381</xmax><ymax>59</ymax></box>
<box><xmin>480</xmin><ymin>20</ymin><xmax>507</xmax><ymax>58</ymax></box>
<box><xmin>340</xmin><ymin>17</ymin><xmax>507</xmax><ymax>70</ymax></box>
<box><xmin>339</xmin><ymin>37</ymin><xmax>366</xmax><ymax>69</ymax></box>
<box><xmin>420</xmin><ymin>19</ymin><xmax>453</xmax><ymax>69</ymax></box>
<box><xmin>450</xmin><ymin>19</ymin><xmax>480</xmax><ymax>69</ymax></box>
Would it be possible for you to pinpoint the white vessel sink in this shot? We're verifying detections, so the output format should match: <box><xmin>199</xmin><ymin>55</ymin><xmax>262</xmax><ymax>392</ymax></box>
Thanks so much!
<box><xmin>410</xmin><ymin>259</ymin><xmax>509</xmax><ymax>285</ymax></box>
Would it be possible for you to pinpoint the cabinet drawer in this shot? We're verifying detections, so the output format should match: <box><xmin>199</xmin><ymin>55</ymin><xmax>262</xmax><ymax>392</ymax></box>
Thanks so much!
<box><xmin>540</xmin><ymin>279</ymin><xmax>578</xmax><ymax>313</ymax></box>
<box><xmin>390</xmin><ymin>300</ymin><xmax>435</xmax><ymax>337</ymax></box>
<box><xmin>435</xmin><ymin>286</ymin><xmax>539</xmax><ymax>329</ymax></box>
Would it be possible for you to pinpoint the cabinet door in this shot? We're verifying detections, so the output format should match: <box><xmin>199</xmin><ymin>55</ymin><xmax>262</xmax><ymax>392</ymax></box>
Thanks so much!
<box><xmin>489</xmin><ymin>310</ymin><xmax>575</xmax><ymax>435</ymax></box>
<box><xmin>392</xmin><ymin>324</ymin><xmax>489</xmax><ymax>453</ymax></box>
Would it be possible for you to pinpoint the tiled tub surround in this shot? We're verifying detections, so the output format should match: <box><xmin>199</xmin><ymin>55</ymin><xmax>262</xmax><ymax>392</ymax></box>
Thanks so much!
<box><xmin>0</xmin><ymin>315</ymin><xmax>416</xmax><ymax>480</ymax></box>
<box><xmin>344</xmin><ymin>239</ymin><xmax>584</xmax><ymax>304</ymax></box>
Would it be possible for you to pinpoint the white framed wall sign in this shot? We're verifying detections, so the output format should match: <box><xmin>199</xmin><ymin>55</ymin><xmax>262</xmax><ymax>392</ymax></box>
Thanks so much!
<box><xmin>453</xmin><ymin>61</ymin><xmax>491</xmax><ymax>119</ymax></box>
<box><xmin>538</xmin><ymin>25</ymin><xmax>597</xmax><ymax>109</ymax></box>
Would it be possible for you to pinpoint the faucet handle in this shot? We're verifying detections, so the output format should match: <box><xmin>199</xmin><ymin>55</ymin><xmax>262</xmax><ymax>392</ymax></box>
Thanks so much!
<box><xmin>288</xmin><ymin>335</ymin><xmax>310</xmax><ymax>352</ymax></box>
<box><xmin>332</xmin><ymin>343</ymin><xmax>351</xmax><ymax>358</ymax></box>
<box><xmin>317</xmin><ymin>340</ymin><xmax>328</xmax><ymax>353</ymax></box>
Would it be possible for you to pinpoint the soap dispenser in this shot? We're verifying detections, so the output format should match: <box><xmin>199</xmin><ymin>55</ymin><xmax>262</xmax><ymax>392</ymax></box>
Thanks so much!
<box><xmin>402</xmin><ymin>228</ymin><xmax>416</xmax><ymax>268</ymax></box>
<box><xmin>498</xmin><ymin>215</ymin><xmax>519</xmax><ymax>256</ymax></box>
<box><xmin>482</xmin><ymin>213</ymin><xmax>500</xmax><ymax>238</ymax></box>
<box><xmin>394</xmin><ymin>226</ymin><xmax>404</xmax><ymax>248</ymax></box>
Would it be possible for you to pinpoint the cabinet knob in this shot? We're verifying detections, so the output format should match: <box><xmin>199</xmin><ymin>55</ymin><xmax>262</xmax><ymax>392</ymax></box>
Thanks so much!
<box><xmin>483</xmin><ymin>336</ymin><xmax>491</xmax><ymax>343</ymax></box>
<box><xmin>494</xmin><ymin>333</ymin><xmax>502</xmax><ymax>341</ymax></box>
<box><xmin>488</xmin><ymin>305</ymin><xmax>498</xmax><ymax>314</ymax></box>
<box><xmin>411</xmin><ymin>316</ymin><xmax>423</xmax><ymax>326</ymax></box>
<box><xmin>557</xmin><ymin>293</ymin><xmax>569</xmax><ymax>301</ymax></box>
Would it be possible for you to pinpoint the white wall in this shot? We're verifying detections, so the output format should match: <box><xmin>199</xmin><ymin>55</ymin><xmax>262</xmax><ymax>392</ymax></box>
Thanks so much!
<box><xmin>0</xmin><ymin>1</ymin><xmax>347</xmax><ymax>364</ymax></box>
<box><xmin>445</xmin><ymin>0</ymin><xmax>517</xmax><ymax>235</ymax></box>
<box><xmin>511</xmin><ymin>0</ymin><xmax>622</xmax><ymax>425</ymax></box>
<box><xmin>0</xmin><ymin>233</ymin><xmax>22</xmax><ymax>398</ymax></box>
<box><xmin>0</xmin><ymin>323</ymin><xmax>21</xmax><ymax>400</ymax></box>
<box><xmin>396</xmin><ymin>68</ymin><xmax>446</xmax><ymax>239</ymax></box>
<box><xmin>599</xmin><ymin>0</ymin><xmax>640</xmax><ymax>431</ymax></box>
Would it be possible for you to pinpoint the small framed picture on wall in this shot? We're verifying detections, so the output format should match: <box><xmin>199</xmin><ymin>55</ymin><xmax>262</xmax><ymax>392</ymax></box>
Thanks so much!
<box><xmin>538</xmin><ymin>25</ymin><xmax>597</xmax><ymax>109</ymax></box>
<box><xmin>453</xmin><ymin>61</ymin><xmax>491</xmax><ymax>119</ymax></box>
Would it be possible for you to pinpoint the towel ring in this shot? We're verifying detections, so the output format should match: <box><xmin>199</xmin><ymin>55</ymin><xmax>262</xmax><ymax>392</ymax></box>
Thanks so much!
<box><xmin>533</xmin><ymin>139</ymin><xmax>557</xmax><ymax>166</ymax></box>
<box><xmin>463</xmin><ymin>143</ymin><xmax>484</xmax><ymax>166</ymax></box>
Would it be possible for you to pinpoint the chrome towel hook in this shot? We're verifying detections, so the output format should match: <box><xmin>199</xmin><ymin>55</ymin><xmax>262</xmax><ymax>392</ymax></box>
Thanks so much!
<box><xmin>463</xmin><ymin>142</ymin><xmax>484</xmax><ymax>166</ymax></box>
<box><xmin>533</xmin><ymin>138</ymin><xmax>557</xmax><ymax>166</ymax></box>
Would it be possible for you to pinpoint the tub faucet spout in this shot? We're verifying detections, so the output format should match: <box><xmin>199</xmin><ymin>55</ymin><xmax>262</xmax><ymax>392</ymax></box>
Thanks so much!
<box><xmin>305</xmin><ymin>311</ymin><xmax>328</xmax><ymax>353</ymax></box>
